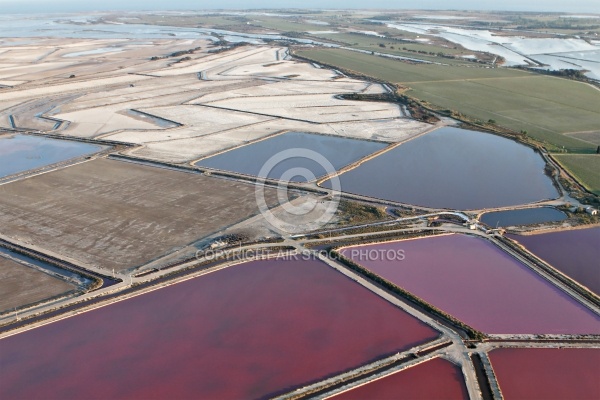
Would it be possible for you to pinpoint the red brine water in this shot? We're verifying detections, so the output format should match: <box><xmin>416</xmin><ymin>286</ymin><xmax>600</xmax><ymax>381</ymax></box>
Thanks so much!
<box><xmin>0</xmin><ymin>258</ymin><xmax>438</xmax><ymax>400</ymax></box>
<box><xmin>341</xmin><ymin>234</ymin><xmax>600</xmax><ymax>334</ymax></box>
<box><xmin>489</xmin><ymin>348</ymin><xmax>600</xmax><ymax>399</ymax></box>
<box><xmin>507</xmin><ymin>227</ymin><xmax>600</xmax><ymax>295</ymax></box>
<box><xmin>331</xmin><ymin>357</ymin><xmax>468</xmax><ymax>400</ymax></box>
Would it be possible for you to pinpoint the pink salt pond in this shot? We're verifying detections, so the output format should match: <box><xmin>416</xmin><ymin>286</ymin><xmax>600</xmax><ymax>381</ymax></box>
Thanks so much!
<box><xmin>507</xmin><ymin>227</ymin><xmax>600</xmax><ymax>295</ymax></box>
<box><xmin>341</xmin><ymin>234</ymin><xmax>600</xmax><ymax>334</ymax></box>
<box><xmin>0</xmin><ymin>258</ymin><xmax>439</xmax><ymax>400</ymax></box>
<box><xmin>330</xmin><ymin>357</ymin><xmax>468</xmax><ymax>400</ymax></box>
<box><xmin>489</xmin><ymin>348</ymin><xmax>600</xmax><ymax>399</ymax></box>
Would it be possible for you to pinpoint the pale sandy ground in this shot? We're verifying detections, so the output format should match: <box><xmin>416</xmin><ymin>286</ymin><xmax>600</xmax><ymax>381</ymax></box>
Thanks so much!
<box><xmin>60</xmin><ymin>78</ymin><xmax>262</xmax><ymax>112</ymax></box>
<box><xmin>56</xmin><ymin>108</ymin><xmax>165</xmax><ymax>137</ymax></box>
<box><xmin>0</xmin><ymin>38</ymin><xmax>208</xmax><ymax>86</ymax></box>
<box><xmin>0</xmin><ymin>116</ymin><xmax>10</xmax><ymax>128</ymax></box>
<box><xmin>201</xmin><ymin>93</ymin><xmax>401</xmax><ymax>123</ymax></box>
<box><xmin>148</xmin><ymin>46</ymin><xmax>276</xmax><ymax>77</ymax></box>
<box><xmin>0</xmin><ymin>99</ymin><xmax>29</xmax><ymax>113</ymax></box>
<box><xmin>188</xmin><ymin>80</ymin><xmax>380</xmax><ymax>103</ymax></box>
<box><xmin>130</xmin><ymin>129</ymin><xmax>277</xmax><ymax>163</ymax></box>
<box><xmin>0</xmin><ymin>80</ymin><xmax>27</xmax><ymax>86</ymax></box>
<box><xmin>0</xmin><ymin>75</ymin><xmax>152</xmax><ymax>102</ymax></box>
<box><xmin>319</xmin><ymin>119</ymin><xmax>433</xmax><ymax>141</ymax></box>
<box><xmin>0</xmin><ymin>47</ymin><xmax>60</xmax><ymax>63</ymax></box>
<box><xmin>125</xmin><ymin>118</ymin><xmax>430</xmax><ymax>162</ymax></box>
<box><xmin>215</xmin><ymin>59</ymin><xmax>340</xmax><ymax>81</ymax></box>
<box><xmin>362</xmin><ymin>83</ymin><xmax>388</xmax><ymax>94</ymax></box>
<box><xmin>2</xmin><ymin>39</ymin><xmax>431</xmax><ymax>162</ymax></box>
<box><xmin>0</xmin><ymin>62</ymin><xmax>74</xmax><ymax>81</ymax></box>
<box><xmin>106</xmin><ymin>106</ymin><xmax>273</xmax><ymax>143</ymax></box>
<box><xmin>54</xmin><ymin>92</ymin><xmax>205</xmax><ymax>137</ymax></box>
<box><xmin>0</xmin><ymin>94</ymin><xmax>81</xmax><ymax>131</ymax></box>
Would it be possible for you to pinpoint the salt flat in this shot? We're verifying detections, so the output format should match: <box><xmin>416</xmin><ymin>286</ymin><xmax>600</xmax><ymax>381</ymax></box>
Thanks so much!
<box><xmin>2</xmin><ymin>39</ymin><xmax>430</xmax><ymax>163</ymax></box>
<box><xmin>0</xmin><ymin>158</ymin><xmax>278</xmax><ymax>273</ymax></box>
<box><xmin>129</xmin><ymin>129</ymin><xmax>277</xmax><ymax>162</ymax></box>
<box><xmin>203</xmin><ymin>93</ymin><xmax>401</xmax><ymax>123</ymax></box>
<box><xmin>149</xmin><ymin>46</ymin><xmax>276</xmax><ymax>77</ymax></box>
<box><xmin>106</xmin><ymin>106</ymin><xmax>274</xmax><ymax>143</ymax></box>
<box><xmin>0</xmin><ymin>255</ymin><xmax>76</xmax><ymax>312</ymax></box>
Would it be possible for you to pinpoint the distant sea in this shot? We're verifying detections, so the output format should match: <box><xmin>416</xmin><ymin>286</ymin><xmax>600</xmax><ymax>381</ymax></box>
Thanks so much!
<box><xmin>0</xmin><ymin>0</ymin><xmax>599</xmax><ymax>14</ymax></box>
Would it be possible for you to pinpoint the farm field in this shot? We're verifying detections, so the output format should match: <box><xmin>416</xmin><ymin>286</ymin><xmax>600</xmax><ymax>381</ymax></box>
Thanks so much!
<box><xmin>295</xmin><ymin>48</ymin><xmax>531</xmax><ymax>83</ymax></box>
<box><xmin>296</xmin><ymin>48</ymin><xmax>600</xmax><ymax>153</ymax></box>
<box><xmin>408</xmin><ymin>77</ymin><xmax>600</xmax><ymax>152</ymax></box>
<box><xmin>317</xmin><ymin>32</ymin><xmax>467</xmax><ymax>55</ymax></box>
<box><xmin>251</xmin><ymin>16</ymin><xmax>333</xmax><ymax>33</ymax></box>
<box><xmin>312</xmin><ymin>32</ymin><xmax>479</xmax><ymax>65</ymax></box>
<box><xmin>554</xmin><ymin>154</ymin><xmax>600</xmax><ymax>194</ymax></box>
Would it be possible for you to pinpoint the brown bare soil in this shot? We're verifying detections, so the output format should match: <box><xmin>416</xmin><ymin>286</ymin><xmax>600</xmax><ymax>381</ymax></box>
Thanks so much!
<box><xmin>0</xmin><ymin>158</ymin><xmax>277</xmax><ymax>273</ymax></box>
<box><xmin>0</xmin><ymin>257</ymin><xmax>75</xmax><ymax>312</ymax></box>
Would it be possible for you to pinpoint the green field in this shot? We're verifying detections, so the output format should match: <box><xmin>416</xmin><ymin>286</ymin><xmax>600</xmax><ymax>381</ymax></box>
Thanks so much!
<box><xmin>252</xmin><ymin>17</ymin><xmax>334</xmax><ymax>33</ymax></box>
<box><xmin>134</xmin><ymin>15</ymin><xmax>241</xmax><ymax>28</ymax></box>
<box><xmin>296</xmin><ymin>48</ymin><xmax>599</xmax><ymax>153</ymax></box>
<box><xmin>409</xmin><ymin>77</ymin><xmax>600</xmax><ymax>152</ymax></box>
<box><xmin>314</xmin><ymin>32</ymin><xmax>466</xmax><ymax>56</ymax></box>
<box><xmin>555</xmin><ymin>155</ymin><xmax>600</xmax><ymax>195</ymax></box>
<box><xmin>297</xmin><ymin>48</ymin><xmax>530</xmax><ymax>82</ymax></box>
<box><xmin>311</xmin><ymin>32</ymin><xmax>477</xmax><ymax>65</ymax></box>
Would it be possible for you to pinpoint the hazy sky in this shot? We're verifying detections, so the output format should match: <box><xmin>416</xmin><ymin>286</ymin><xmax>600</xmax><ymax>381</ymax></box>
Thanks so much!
<box><xmin>0</xmin><ymin>0</ymin><xmax>599</xmax><ymax>13</ymax></box>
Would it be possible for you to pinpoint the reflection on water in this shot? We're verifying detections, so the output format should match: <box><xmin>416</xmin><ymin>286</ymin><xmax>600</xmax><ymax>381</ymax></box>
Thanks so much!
<box><xmin>0</xmin><ymin>258</ymin><xmax>437</xmax><ymax>399</ymax></box>
<box><xmin>0</xmin><ymin>14</ymin><xmax>335</xmax><ymax>46</ymax></box>
<box><xmin>507</xmin><ymin>227</ymin><xmax>600</xmax><ymax>295</ymax></box>
<box><xmin>342</xmin><ymin>234</ymin><xmax>600</xmax><ymax>334</ymax></box>
<box><xmin>195</xmin><ymin>131</ymin><xmax>388</xmax><ymax>182</ymax></box>
<box><xmin>480</xmin><ymin>207</ymin><xmax>567</xmax><ymax>227</ymax></box>
<box><xmin>490</xmin><ymin>348</ymin><xmax>600</xmax><ymax>400</ymax></box>
<box><xmin>333</xmin><ymin>358</ymin><xmax>469</xmax><ymax>400</ymax></box>
<box><xmin>322</xmin><ymin>127</ymin><xmax>559</xmax><ymax>210</ymax></box>
<box><xmin>0</xmin><ymin>134</ymin><xmax>102</xmax><ymax>178</ymax></box>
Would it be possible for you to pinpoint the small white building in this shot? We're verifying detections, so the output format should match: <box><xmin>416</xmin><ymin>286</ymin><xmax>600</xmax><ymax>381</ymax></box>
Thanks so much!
<box><xmin>585</xmin><ymin>207</ymin><xmax>598</xmax><ymax>216</ymax></box>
